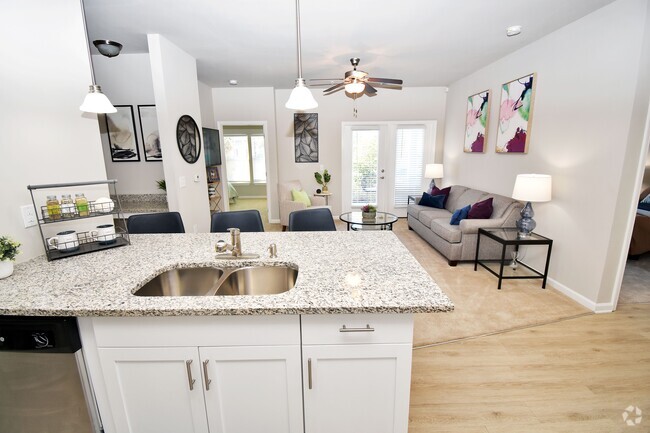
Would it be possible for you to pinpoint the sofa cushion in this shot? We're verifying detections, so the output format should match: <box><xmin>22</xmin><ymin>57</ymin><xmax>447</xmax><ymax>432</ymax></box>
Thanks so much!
<box><xmin>407</xmin><ymin>204</ymin><xmax>432</xmax><ymax>219</ymax></box>
<box><xmin>419</xmin><ymin>192</ymin><xmax>446</xmax><ymax>208</ymax></box>
<box><xmin>468</xmin><ymin>197</ymin><xmax>494</xmax><ymax>219</ymax></box>
<box><xmin>454</xmin><ymin>189</ymin><xmax>489</xmax><ymax>210</ymax></box>
<box><xmin>419</xmin><ymin>209</ymin><xmax>453</xmax><ymax>228</ymax></box>
<box><xmin>450</xmin><ymin>205</ymin><xmax>471</xmax><ymax>225</ymax></box>
<box><xmin>445</xmin><ymin>186</ymin><xmax>469</xmax><ymax>211</ymax></box>
<box><xmin>484</xmin><ymin>194</ymin><xmax>518</xmax><ymax>219</ymax></box>
<box><xmin>430</xmin><ymin>218</ymin><xmax>462</xmax><ymax>243</ymax></box>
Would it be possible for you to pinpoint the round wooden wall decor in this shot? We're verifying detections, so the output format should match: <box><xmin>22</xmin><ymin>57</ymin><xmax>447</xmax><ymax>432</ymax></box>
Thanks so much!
<box><xmin>176</xmin><ymin>115</ymin><xmax>201</xmax><ymax>164</ymax></box>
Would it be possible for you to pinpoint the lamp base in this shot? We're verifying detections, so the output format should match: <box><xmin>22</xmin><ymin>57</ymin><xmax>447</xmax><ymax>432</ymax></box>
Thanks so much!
<box><xmin>428</xmin><ymin>179</ymin><xmax>436</xmax><ymax>194</ymax></box>
<box><xmin>516</xmin><ymin>201</ymin><xmax>536</xmax><ymax>238</ymax></box>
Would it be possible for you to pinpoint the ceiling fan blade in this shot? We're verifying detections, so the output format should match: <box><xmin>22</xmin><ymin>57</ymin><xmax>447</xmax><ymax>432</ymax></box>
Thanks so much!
<box><xmin>308</xmin><ymin>78</ymin><xmax>343</xmax><ymax>82</ymax></box>
<box><xmin>324</xmin><ymin>82</ymin><xmax>345</xmax><ymax>93</ymax></box>
<box><xmin>365</xmin><ymin>84</ymin><xmax>377</xmax><ymax>94</ymax></box>
<box><xmin>367</xmin><ymin>77</ymin><xmax>403</xmax><ymax>85</ymax></box>
<box><xmin>309</xmin><ymin>82</ymin><xmax>343</xmax><ymax>87</ymax></box>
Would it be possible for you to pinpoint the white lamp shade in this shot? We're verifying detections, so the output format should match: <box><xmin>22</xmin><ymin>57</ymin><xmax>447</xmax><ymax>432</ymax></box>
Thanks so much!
<box><xmin>285</xmin><ymin>79</ymin><xmax>318</xmax><ymax>110</ymax></box>
<box><xmin>512</xmin><ymin>174</ymin><xmax>552</xmax><ymax>202</ymax></box>
<box><xmin>79</xmin><ymin>85</ymin><xmax>116</xmax><ymax>113</ymax></box>
<box><xmin>424</xmin><ymin>163</ymin><xmax>444</xmax><ymax>179</ymax></box>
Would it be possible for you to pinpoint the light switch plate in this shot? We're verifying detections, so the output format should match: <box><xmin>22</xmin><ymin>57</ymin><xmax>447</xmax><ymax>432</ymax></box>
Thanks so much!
<box><xmin>179</xmin><ymin>176</ymin><xmax>186</xmax><ymax>188</ymax></box>
<box><xmin>20</xmin><ymin>205</ymin><xmax>37</xmax><ymax>228</ymax></box>
<box><xmin>193</xmin><ymin>174</ymin><xmax>200</xmax><ymax>183</ymax></box>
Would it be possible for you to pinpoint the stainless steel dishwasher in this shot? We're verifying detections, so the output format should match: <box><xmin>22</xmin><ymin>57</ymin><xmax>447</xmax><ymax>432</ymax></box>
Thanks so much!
<box><xmin>0</xmin><ymin>316</ymin><xmax>102</xmax><ymax>433</ymax></box>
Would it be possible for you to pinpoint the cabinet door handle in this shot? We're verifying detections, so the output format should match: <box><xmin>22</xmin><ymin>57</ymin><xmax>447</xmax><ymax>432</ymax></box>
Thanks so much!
<box><xmin>307</xmin><ymin>358</ymin><xmax>313</xmax><ymax>390</ymax></box>
<box><xmin>339</xmin><ymin>324</ymin><xmax>375</xmax><ymax>332</ymax></box>
<box><xmin>202</xmin><ymin>359</ymin><xmax>212</xmax><ymax>391</ymax></box>
<box><xmin>186</xmin><ymin>360</ymin><xmax>196</xmax><ymax>391</ymax></box>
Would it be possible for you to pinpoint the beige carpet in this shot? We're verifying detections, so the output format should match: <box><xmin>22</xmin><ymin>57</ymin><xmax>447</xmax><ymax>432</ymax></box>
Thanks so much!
<box><xmin>264</xmin><ymin>215</ymin><xmax>591</xmax><ymax>346</ymax></box>
<box><xmin>618</xmin><ymin>253</ymin><xmax>650</xmax><ymax>304</ymax></box>
<box><xmin>229</xmin><ymin>197</ymin><xmax>281</xmax><ymax>232</ymax></box>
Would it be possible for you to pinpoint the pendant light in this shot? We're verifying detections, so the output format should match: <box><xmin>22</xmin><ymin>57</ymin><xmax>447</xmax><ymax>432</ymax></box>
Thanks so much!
<box><xmin>79</xmin><ymin>0</ymin><xmax>116</xmax><ymax>114</ymax></box>
<box><xmin>285</xmin><ymin>0</ymin><xmax>318</xmax><ymax>110</ymax></box>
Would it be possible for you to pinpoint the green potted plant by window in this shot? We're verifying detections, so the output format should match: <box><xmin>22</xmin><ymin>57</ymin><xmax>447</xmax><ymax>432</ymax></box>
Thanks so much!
<box><xmin>314</xmin><ymin>169</ymin><xmax>331</xmax><ymax>192</ymax></box>
<box><xmin>0</xmin><ymin>236</ymin><xmax>20</xmax><ymax>279</ymax></box>
<box><xmin>361</xmin><ymin>204</ymin><xmax>377</xmax><ymax>220</ymax></box>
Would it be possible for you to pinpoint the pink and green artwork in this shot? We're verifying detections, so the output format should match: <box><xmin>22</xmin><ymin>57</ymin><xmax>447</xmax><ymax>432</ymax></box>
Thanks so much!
<box><xmin>496</xmin><ymin>73</ymin><xmax>536</xmax><ymax>153</ymax></box>
<box><xmin>464</xmin><ymin>90</ymin><xmax>490</xmax><ymax>153</ymax></box>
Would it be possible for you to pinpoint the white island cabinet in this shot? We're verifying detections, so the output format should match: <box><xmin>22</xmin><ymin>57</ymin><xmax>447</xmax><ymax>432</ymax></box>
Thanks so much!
<box><xmin>79</xmin><ymin>313</ymin><xmax>414</xmax><ymax>433</ymax></box>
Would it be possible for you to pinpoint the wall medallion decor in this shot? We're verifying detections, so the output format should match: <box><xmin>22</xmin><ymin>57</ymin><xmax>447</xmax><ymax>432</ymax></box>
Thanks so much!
<box><xmin>496</xmin><ymin>73</ymin><xmax>537</xmax><ymax>153</ymax></box>
<box><xmin>105</xmin><ymin>105</ymin><xmax>140</xmax><ymax>162</ymax></box>
<box><xmin>294</xmin><ymin>113</ymin><xmax>318</xmax><ymax>163</ymax></box>
<box><xmin>464</xmin><ymin>90</ymin><xmax>490</xmax><ymax>153</ymax></box>
<box><xmin>138</xmin><ymin>105</ymin><xmax>162</xmax><ymax>162</ymax></box>
<box><xmin>176</xmin><ymin>115</ymin><xmax>201</xmax><ymax>164</ymax></box>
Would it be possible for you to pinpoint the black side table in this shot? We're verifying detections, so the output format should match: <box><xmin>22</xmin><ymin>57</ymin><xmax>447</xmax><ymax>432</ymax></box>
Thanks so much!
<box><xmin>474</xmin><ymin>228</ymin><xmax>553</xmax><ymax>290</ymax></box>
<box><xmin>407</xmin><ymin>195</ymin><xmax>419</xmax><ymax>205</ymax></box>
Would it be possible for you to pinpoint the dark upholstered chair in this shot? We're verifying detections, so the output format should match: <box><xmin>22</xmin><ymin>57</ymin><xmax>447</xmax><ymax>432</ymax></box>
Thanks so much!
<box><xmin>288</xmin><ymin>208</ymin><xmax>336</xmax><ymax>232</ymax></box>
<box><xmin>127</xmin><ymin>212</ymin><xmax>185</xmax><ymax>234</ymax></box>
<box><xmin>210</xmin><ymin>210</ymin><xmax>265</xmax><ymax>233</ymax></box>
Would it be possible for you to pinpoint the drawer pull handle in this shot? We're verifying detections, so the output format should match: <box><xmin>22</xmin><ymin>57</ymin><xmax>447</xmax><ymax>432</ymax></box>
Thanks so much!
<box><xmin>308</xmin><ymin>358</ymin><xmax>313</xmax><ymax>390</ymax></box>
<box><xmin>339</xmin><ymin>324</ymin><xmax>375</xmax><ymax>333</ymax></box>
<box><xmin>186</xmin><ymin>360</ymin><xmax>196</xmax><ymax>391</ymax></box>
<box><xmin>202</xmin><ymin>359</ymin><xmax>212</xmax><ymax>391</ymax></box>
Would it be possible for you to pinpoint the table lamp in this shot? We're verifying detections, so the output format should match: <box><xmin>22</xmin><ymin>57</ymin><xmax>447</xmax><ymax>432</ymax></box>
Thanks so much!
<box><xmin>512</xmin><ymin>174</ymin><xmax>552</xmax><ymax>238</ymax></box>
<box><xmin>424</xmin><ymin>164</ymin><xmax>444</xmax><ymax>192</ymax></box>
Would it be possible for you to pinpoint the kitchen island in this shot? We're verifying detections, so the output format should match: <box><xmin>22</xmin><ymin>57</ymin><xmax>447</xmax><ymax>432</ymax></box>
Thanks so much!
<box><xmin>0</xmin><ymin>231</ymin><xmax>453</xmax><ymax>433</ymax></box>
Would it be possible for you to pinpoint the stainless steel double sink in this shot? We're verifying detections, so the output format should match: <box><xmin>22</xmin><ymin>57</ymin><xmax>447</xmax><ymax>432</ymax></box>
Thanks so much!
<box><xmin>134</xmin><ymin>266</ymin><xmax>298</xmax><ymax>297</ymax></box>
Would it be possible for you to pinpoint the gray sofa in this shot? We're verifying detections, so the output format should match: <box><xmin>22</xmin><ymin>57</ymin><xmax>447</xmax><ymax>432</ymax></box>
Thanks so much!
<box><xmin>407</xmin><ymin>185</ymin><xmax>523</xmax><ymax>266</ymax></box>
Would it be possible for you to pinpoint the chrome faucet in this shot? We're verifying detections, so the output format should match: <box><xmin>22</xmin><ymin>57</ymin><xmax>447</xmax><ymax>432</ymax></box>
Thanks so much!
<box><xmin>215</xmin><ymin>228</ymin><xmax>242</xmax><ymax>257</ymax></box>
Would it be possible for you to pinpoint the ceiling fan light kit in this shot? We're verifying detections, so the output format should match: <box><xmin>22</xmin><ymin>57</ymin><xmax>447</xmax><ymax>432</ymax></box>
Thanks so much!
<box><xmin>285</xmin><ymin>0</ymin><xmax>318</xmax><ymax>111</ymax></box>
<box><xmin>93</xmin><ymin>39</ymin><xmax>123</xmax><ymax>57</ymax></box>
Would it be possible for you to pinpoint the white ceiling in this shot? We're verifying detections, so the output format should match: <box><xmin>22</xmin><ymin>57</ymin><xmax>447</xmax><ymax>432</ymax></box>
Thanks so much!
<box><xmin>86</xmin><ymin>0</ymin><xmax>616</xmax><ymax>88</ymax></box>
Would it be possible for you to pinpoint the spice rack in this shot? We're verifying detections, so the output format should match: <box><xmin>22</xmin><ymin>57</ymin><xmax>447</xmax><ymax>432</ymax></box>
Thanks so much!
<box><xmin>27</xmin><ymin>180</ymin><xmax>130</xmax><ymax>261</ymax></box>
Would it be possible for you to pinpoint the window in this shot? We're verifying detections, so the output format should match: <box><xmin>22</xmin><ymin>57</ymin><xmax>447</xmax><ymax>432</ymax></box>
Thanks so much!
<box><xmin>393</xmin><ymin>126</ymin><xmax>425</xmax><ymax>207</ymax></box>
<box><xmin>351</xmin><ymin>129</ymin><xmax>379</xmax><ymax>206</ymax></box>
<box><xmin>224</xmin><ymin>131</ymin><xmax>266</xmax><ymax>184</ymax></box>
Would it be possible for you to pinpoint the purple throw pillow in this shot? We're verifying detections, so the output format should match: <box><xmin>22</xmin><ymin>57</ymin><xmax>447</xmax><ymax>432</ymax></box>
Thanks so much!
<box><xmin>468</xmin><ymin>197</ymin><xmax>494</xmax><ymax>219</ymax></box>
<box><xmin>430</xmin><ymin>186</ymin><xmax>451</xmax><ymax>207</ymax></box>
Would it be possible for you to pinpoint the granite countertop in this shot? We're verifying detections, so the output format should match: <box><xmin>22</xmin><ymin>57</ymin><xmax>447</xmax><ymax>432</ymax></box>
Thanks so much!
<box><xmin>0</xmin><ymin>232</ymin><xmax>454</xmax><ymax>317</ymax></box>
<box><xmin>114</xmin><ymin>193</ymin><xmax>169</xmax><ymax>214</ymax></box>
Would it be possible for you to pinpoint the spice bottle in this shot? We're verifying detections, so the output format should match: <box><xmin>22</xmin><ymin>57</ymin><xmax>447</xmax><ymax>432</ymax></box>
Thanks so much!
<box><xmin>46</xmin><ymin>195</ymin><xmax>61</xmax><ymax>221</ymax></box>
<box><xmin>61</xmin><ymin>194</ymin><xmax>75</xmax><ymax>218</ymax></box>
<box><xmin>75</xmin><ymin>193</ymin><xmax>89</xmax><ymax>217</ymax></box>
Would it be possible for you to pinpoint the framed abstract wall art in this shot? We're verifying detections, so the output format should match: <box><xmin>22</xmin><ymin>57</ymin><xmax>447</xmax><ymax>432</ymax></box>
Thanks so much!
<box><xmin>105</xmin><ymin>105</ymin><xmax>140</xmax><ymax>162</ymax></box>
<box><xmin>137</xmin><ymin>105</ymin><xmax>162</xmax><ymax>162</ymax></box>
<box><xmin>464</xmin><ymin>90</ymin><xmax>490</xmax><ymax>153</ymax></box>
<box><xmin>496</xmin><ymin>73</ymin><xmax>537</xmax><ymax>153</ymax></box>
<box><xmin>294</xmin><ymin>113</ymin><xmax>318</xmax><ymax>163</ymax></box>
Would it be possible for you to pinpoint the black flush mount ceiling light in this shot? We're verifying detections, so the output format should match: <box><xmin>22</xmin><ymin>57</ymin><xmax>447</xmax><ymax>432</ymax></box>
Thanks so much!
<box><xmin>93</xmin><ymin>40</ymin><xmax>123</xmax><ymax>57</ymax></box>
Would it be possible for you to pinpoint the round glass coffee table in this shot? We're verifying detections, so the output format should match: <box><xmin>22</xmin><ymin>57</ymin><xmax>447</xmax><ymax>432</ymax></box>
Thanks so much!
<box><xmin>339</xmin><ymin>211</ymin><xmax>399</xmax><ymax>231</ymax></box>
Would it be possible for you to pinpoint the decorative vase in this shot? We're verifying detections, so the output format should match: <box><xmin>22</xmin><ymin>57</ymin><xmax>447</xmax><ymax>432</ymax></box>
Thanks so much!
<box><xmin>322</xmin><ymin>184</ymin><xmax>328</xmax><ymax>193</ymax></box>
<box><xmin>0</xmin><ymin>261</ymin><xmax>14</xmax><ymax>279</ymax></box>
<box><xmin>362</xmin><ymin>211</ymin><xmax>376</xmax><ymax>220</ymax></box>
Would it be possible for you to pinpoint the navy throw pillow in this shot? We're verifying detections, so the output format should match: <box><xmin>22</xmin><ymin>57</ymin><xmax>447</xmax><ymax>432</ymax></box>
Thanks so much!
<box><xmin>639</xmin><ymin>201</ymin><xmax>650</xmax><ymax>212</ymax></box>
<box><xmin>420</xmin><ymin>192</ymin><xmax>445</xmax><ymax>209</ymax></box>
<box><xmin>450</xmin><ymin>205</ymin><xmax>471</xmax><ymax>225</ymax></box>
<box><xmin>468</xmin><ymin>197</ymin><xmax>494</xmax><ymax>219</ymax></box>
<box><xmin>430</xmin><ymin>186</ymin><xmax>451</xmax><ymax>207</ymax></box>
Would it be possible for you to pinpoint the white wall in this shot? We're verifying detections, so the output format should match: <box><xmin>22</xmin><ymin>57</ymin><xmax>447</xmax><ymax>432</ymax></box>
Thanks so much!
<box><xmin>0</xmin><ymin>0</ymin><xmax>109</xmax><ymax>262</ymax></box>
<box><xmin>93</xmin><ymin>53</ymin><xmax>164</xmax><ymax>194</ymax></box>
<box><xmin>274</xmin><ymin>87</ymin><xmax>447</xmax><ymax>215</ymax></box>
<box><xmin>148</xmin><ymin>34</ymin><xmax>210</xmax><ymax>232</ymax></box>
<box><xmin>198</xmin><ymin>81</ymin><xmax>216</xmax><ymax>129</ymax></box>
<box><xmin>211</xmin><ymin>87</ymin><xmax>280</xmax><ymax>220</ymax></box>
<box><xmin>442</xmin><ymin>0</ymin><xmax>648</xmax><ymax>309</ymax></box>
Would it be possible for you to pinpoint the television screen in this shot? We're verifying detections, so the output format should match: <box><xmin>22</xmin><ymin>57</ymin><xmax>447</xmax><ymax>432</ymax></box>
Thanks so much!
<box><xmin>202</xmin><ymin>128</ymin><xmax>221</xmax><ymax>166</ymax></box>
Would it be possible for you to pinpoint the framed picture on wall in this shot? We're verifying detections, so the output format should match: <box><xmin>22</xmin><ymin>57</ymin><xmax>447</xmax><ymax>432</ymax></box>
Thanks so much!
<box><xmin>105</xmin><ymin>105</ymin><xmax>140</xmax><ymax>162</ymax></box>
<box><xmin>137</xmin><ymin>105</ymin><xmax>162</xmax><ymax>161</ymax></box>
<box><xmin>496</xmin><ymin>73</ymin><xmax>537</xmax><ymax>154</ymax></box>
<box><xmin>464</xmin><ymin>90</ymin><xmax>490</xmax><ymax>153</ymax></box>
<box><xmin>294</xmin><ymin>113</ymin><xmax>318</xmax><ymax>163</ymax></box>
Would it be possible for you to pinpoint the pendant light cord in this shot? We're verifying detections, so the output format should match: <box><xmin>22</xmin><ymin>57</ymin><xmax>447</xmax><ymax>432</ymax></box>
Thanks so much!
<box><xmin>80</xmin><ymin>0</ymin><xmax>96</xmax><ymax>85</ymax></box>
<box><xmin>295</xmin><ymin>0</ymin><xmax>303</xmax><ymax>80</ymax></box>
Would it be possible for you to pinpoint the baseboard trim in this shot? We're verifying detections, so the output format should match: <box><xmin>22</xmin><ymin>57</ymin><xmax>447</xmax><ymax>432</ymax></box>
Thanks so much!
<box><xmin>269</xmin><ymin>218</ymin><xmax>280</xmax><ymax>224</ymax></box>
<box><xmin>547</xmin><ymin>277</ymin><xmax>614</xmax><ymax>313</ymax></box>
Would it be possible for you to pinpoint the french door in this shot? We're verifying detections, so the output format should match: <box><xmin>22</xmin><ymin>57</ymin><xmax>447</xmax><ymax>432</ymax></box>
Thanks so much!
<box><xmin>341</xmin><ymin>121</ymin><xmax>436</xmax><ymax>217</ymax></box>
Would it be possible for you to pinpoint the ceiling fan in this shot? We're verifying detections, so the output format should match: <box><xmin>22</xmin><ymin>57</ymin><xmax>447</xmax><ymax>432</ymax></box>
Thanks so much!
<box><xmin>309</xmin><ymin>58</ymin><xmax>404</xmax><ymax>97</ymax></box>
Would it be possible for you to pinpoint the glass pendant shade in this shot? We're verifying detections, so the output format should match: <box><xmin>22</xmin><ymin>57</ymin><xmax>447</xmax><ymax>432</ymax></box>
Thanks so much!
<box><xmin>79</xmin><ymin>85</ymin><xmax>117</xmax><ymax>113</ymax></box>
<box><xmin>285</xmin><ymin>79</ymin><xmax>318</xmax><ymax>110</ymax></box>
<box><xmin>345</xmin><ymin>81</ymin><xmax>365</xmax><ymax>94</ymax></box>
<box><xmin>93</xmin><ymin>40</ymin><xmax>123</xmax><ymax>57</ymax></box>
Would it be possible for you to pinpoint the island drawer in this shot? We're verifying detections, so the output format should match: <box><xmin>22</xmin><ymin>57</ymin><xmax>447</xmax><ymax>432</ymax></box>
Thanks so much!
<box><xmin>301</xmin><ymin>314</ymin><xmax>413</xmax><ymax>345</ymax></box>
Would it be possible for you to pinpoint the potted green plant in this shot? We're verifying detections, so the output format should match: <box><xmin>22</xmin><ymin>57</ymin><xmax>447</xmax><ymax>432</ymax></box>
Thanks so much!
<box><xmin>314</xmin><ymin>169</ymin><xmax>331</xmax><ymax>192</ymax></box>
<box><xmin>361</xmin><ymin>204</ymin><xmax>377</xmax><ymax>220</ymax></box>
<box><xmin>0</xmin><ymin>236</ymin><xmax>20</xmax><ymax>279</ymax></box>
